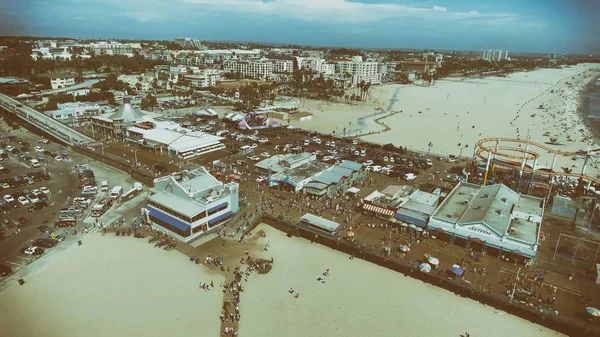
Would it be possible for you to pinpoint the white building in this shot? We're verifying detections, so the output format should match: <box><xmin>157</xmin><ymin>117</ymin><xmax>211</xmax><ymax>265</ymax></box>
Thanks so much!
<box><xmin>223</xmin><ymin>59</ymin><xmax>274</xmax><ymax>79</ymax></box>
<box><xmin>274</xmin><ymin>60</ymin><xmax>294</xmax><ymax>73</ymax></box>
<box><xmin>480</xmin><ymin>50</ymin><xmax>509</xmax><ymax>62</ymax></box>
<box><xmin>185</xmin><ymin>72</ymin><xmax>221</xmax><ymax>88</ymax></box>
<box><xmin>336</xmin><ymin>57</ymin><xmax>384</xmax><ymax>86</ymax></box>
<box><xmin>145</xmin><ymin>167</ymin><xmax>239</xmax><ymax>242</ymax></box>
<box><xmin>174</xmin><ymin>37</ymin><xmax>205</xmax><ymax>49</ymax></box>
<box><xmin>296</xmin><ymin>57</ymin><xmax>335</xmax><ymax>75</ymax></box>
<box><xmin>125</xmin><ymin>121</ymin><xmax>226</xmax><ymax>160</ymax></box>
<box><xmin>31</xmin><ymin>47</ymin><xmax>73</xmax><ymax>60</ymax></box>
<box><xmin>428</xmin><ymin>182</ymin><xmax>543</xmax><ymax>261</ymax></box>
<box><xmin>89</xmin><ymin>41</ymin><xmax>137</xmax><ymax>57</ymax></box>
<box><xmin>49</xmin><ymin>73</ymin><xmax>76</xmax><ymax>89</ymax></box>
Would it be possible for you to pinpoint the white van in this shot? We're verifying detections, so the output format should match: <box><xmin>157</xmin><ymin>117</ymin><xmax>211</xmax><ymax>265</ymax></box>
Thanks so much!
<box><xmin>100</xmin><ymin>180</ymin><xmax>109</xmax><ymax>192</ymax></box>
<box><xmin>29</xmin><ymin>159</ymin><xmax>41</xmax><ymax>168</ymax></box>
<box><xmin>403</xmin><ymin>173</ymin><xmax>418</xmax><ymax>181</ymax></box>
<box><xmin>110</xmin><ymin>186</ymin><xmax>124</xmax><ymax>200</ymax></box>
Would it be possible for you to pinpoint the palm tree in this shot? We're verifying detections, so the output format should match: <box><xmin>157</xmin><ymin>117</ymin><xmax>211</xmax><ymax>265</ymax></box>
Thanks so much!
<box><xmin>362</xmin><ymin>82</ymin><xmax>371</xmax><ymax>101</ymax></box>
<box><xmin>357</xmin><ymin>80</ymin><xmax>365</xmax><ymax>99</ymax></box>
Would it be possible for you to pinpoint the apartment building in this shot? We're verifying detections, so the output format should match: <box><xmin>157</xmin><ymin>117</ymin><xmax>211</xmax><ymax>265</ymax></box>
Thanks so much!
<box><xmin>174</xmin><ymin>37</ymin><xmax>205</xmax><ymax>49</ymax></box>
<box><xmin>274</xmin><ymin>60</ymin><xmax>294</xmax><ymax>73</ymax></box>
<box><xmin>90</xmin><ymin>41</ymin><xmax>137</xmax><ymax>57</ymax></box>
<box><xmin>480</xmin><ymin>50</ymin><xmax>509</xmax><ymax>62</ymax></box>
<box><xmin>223</xmin><ymin>59</ymin><xmax>274</xmax><ymax>80</ymax></box>
<box><xmin>336</xmin><ymin>57</ymin><xmax>384</xmax><ymax>86</ymax></box>
<box><xmin>184</xmin><ymin>71</ymin><xmax>221</xmax><ymax>88</ymax></box>
<box><xmin>296</xmin><ymin>57</ymin><xmax>335</xmax><ymax>75</ymax></box>
<box><xmin>48</xmin><ymin>73</ymin><xmax>76</xmax><ymax>90</ymax></box>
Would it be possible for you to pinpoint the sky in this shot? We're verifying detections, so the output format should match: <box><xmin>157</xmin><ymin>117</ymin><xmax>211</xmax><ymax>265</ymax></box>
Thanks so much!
<box><xmin>0</xmin><ymin>0</ymin><xmax>598</xmax><ymax>54</ymax></box>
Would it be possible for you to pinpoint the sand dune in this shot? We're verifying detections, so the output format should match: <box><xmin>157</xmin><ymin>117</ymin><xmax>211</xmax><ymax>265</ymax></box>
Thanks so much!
<box><xmin>239</xmin><ymin>224</ymin><xmax>565</xmax><ymax>337</ymax></box>
<box><xmin>0</xmin><ymin>235</ymin><xmax>224</xmax><ymax>337</ymax></box>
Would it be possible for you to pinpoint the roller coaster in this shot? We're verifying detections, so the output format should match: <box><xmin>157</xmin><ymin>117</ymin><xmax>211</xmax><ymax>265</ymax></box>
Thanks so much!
<box><xmin>475</xmin><ymin>137</ymin><xmax>600</xmax><ymax>189</ymax></box>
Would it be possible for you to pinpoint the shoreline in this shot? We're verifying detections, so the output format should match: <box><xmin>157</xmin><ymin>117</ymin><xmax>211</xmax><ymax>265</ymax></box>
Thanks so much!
<box><xmin>578</xmin><ymin>74</ymin><xmax>600</xmax><ymax>146</ymax></box>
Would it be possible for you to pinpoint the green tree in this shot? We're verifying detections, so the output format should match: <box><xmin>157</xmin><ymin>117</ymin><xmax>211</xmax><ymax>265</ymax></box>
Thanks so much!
<box><xmin>140</xmin><ymin>94</ymin><xmax>157</xmax><ymax>111</ymax></box>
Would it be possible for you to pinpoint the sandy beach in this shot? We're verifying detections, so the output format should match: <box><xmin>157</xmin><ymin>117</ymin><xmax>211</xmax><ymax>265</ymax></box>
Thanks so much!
<box><xmin>284</xmin><ymin>64</ymin><xmax>600</xmax><ymax>173</ymax></box>
<box><xmin>239</xmin><ymin>224</ymin><xmax>565</xmax><ymax>337</ymax></box>
<box><xmin>0</xmin><ymin>235</ymin><xmax>224</xmax><ymax>337</ymax></box>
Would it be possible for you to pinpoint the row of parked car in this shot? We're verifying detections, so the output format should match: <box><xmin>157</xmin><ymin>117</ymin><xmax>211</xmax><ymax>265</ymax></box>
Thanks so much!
<box><xmin>1</xmin><ymin>186</ymin><xmax>50</xmax><ymax>212</ymax></box>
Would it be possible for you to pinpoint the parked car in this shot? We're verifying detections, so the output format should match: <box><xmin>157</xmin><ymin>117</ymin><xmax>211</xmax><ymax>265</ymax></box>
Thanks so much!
<box><xmin>58</xmin><ymin>214</ymin><xmax>76</xmax><ymax>221</ymax></box>
<box><xmin>40</xmin><ymin>186</ymin><xmax>50</xmax><ymax>195</ymax></box>
<box><xmin>3</xmin><ymin>194</ymin><xmax>14</xmax><ymax>203</ymax></box>
<box><xmin>403</xmin><ymin>173</ymin><xmax>418</xmax><ymax>181</ymax></box>
<box><xmin>22</xmin><ymin>246</ymin><xmax>44</xmax><ymax>255</ymax></box>
<box><xmin>17</xmin><ymin>196</ymin><xmax>30</xmax><ymax>206</ymax></box>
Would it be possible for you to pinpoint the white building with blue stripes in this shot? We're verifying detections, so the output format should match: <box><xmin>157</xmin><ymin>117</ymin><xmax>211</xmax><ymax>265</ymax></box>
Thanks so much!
<box><xmin>145</xmin><ymin>167</ymin><xmax>239</xmax><ymax>242</ymax></box>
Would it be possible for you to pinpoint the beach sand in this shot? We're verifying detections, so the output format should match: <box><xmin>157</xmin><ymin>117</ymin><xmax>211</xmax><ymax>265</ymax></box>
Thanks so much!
<box><xmin>286</xmin><ymin>64</ymin><xmax>600</xmax><ymax>173</ymax></box>
<box><xmin>239</xmin><ymin>224</ymin><xmax>565</xmax><ymax>337</ymax></box>
<box><xmin>0</xmin><ymin>235</ymin><xmax>224</xmax><ymax>337</ymax></box>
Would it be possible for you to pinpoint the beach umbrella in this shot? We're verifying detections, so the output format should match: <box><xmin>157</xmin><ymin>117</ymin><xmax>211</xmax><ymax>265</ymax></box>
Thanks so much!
<box><xmin>399</xmin><ymin>245</ymin><xmax>410</xmax><ymax>252</ymax></box>
<box><xmin>451</xmin><ymin>266</ymin><xmax>464</xmax><ymax>276</ymax></box>
<box><xmin>428</xmin><ymin>257</ymin><xmax>440</xmax><ymax>265</ymax></box>
<box><xmin>400</xmin><ymin>223</ymin><xmax>408</xmax><ymax>227</ymax></box>
<box><xmin>346</xmin><ymin>230</ymin><xmax>355</xmax><ymax>238</ymax></box>
<box><xmin>409</xmin><ymin>224</ymin><xmax>417</xmax><ymax>229</ymax></box>
<box><xmin>415</xmin><ymin>227</ymin><xmax>423</xmax><ymax>232</ymax></box>
<box><xmin>419</xmin><ymin>263</ymin><xmax>432</xmax><ymax>273</ymax></box>
<box><xmin>587</xmin><ymin>307</ymin><xmax>600</xmax><ymax>317</ymax></box>
<box><xmin>390</xmin><ymin>218</ymin><xmax>397</xmax><ymax>223</ymax></box>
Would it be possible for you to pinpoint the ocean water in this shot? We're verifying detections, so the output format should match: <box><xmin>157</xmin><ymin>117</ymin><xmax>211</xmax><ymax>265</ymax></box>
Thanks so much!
<box><xmin>582</xmin><ymin>77</ymin><xmax>600</xmax><ymax>134</ymax></box>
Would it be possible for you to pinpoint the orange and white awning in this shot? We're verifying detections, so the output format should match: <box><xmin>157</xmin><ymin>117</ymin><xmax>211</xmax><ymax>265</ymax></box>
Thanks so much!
<box><xmin>362</xmin><ymin>203</ymin><xmax>395</xmax><ymax>217</ymax></box>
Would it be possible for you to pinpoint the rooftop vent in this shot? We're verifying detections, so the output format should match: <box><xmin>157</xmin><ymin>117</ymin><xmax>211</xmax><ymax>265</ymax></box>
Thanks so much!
<box><xmin>446</xmin><ymin>214</ymin><xmax>453</xmax><ymax>218</ymax></box>
<box><xmin>473</xmin><ymin>206</ymin><xmax>482</xmax><ymax>210</ymax></box>
<box><xmin>495</xmin><ymin>209</ymin><xmax>502</xmax><ymax>215</ymax></box>
<box><xmin>481</xmin><ymin>193</ymin><xmax>489</xmax><ymax>198</ymax></box>
<box><xmin>501</xmin><ymin>198</ymin><xmax>507</xmax><ymax>203</ymax></box>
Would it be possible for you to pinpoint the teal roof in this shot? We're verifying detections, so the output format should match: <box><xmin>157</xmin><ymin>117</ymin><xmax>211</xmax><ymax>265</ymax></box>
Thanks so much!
<box><xmin>340</xmin><ymin>160</ymin><xmax>362</xmax><ymax>171</ymax></box>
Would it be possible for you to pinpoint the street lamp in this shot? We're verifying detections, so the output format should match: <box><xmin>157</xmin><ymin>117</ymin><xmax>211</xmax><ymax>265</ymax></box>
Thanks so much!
<box><xmin>134</xmin><ymin>149</ymin><xmax>140</xmax><ymax>166</ymax></box>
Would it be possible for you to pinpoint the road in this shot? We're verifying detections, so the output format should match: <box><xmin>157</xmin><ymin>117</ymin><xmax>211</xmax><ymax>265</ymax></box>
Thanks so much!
<box><xmin>0</xmin><ymin>93</ymin><xmax>95</xmax><ymax>146</ymax></box>
<box><xmin>40</xmin><ymin>79</ymin><xmax>100</xmax><ymax>96</ymax></box>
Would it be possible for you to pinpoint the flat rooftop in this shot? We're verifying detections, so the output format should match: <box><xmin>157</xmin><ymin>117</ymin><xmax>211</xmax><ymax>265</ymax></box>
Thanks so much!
<box><xmin>433</xmin><ymin>182</ymin><xmax>480</xmax><ymax>221</ymax></box>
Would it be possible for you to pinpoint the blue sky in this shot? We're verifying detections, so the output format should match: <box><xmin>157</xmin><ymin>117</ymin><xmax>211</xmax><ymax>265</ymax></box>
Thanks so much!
<box><xmin>1</xmin><ymin>0</ymin><xmax>598</xmax><ymax>54</ymax></box>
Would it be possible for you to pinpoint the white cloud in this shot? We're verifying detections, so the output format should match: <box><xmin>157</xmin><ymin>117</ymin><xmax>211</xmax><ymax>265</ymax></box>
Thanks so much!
<box><xmin>64</xmin><ymin>0</ymin><xmax>523</xmax><ymax>27</ymax></box>
<box><xmin>179</xmin><ymin>0</ymin><xmax>517</xmax><ymax>25</ymax></box>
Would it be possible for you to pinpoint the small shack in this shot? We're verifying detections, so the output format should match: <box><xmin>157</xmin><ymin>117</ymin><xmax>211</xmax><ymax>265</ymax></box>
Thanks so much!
<box><xmin>299</xmin><ymin>213</ymin><xmax>340</xmax><ymax>238</ymax></box>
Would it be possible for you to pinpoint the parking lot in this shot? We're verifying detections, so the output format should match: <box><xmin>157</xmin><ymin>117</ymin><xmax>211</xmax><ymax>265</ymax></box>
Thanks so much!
<box><xmin>0</xmin><ymin>122</ymin><xmax>138</xmax><ymax>278</ymax></box>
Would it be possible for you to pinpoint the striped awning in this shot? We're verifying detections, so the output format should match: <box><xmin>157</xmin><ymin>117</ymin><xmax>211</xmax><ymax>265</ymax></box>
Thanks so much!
<box><xmin>362</xmin><ymin>203</ymin><xmax>395</xmax><ymax>217</ymax></box>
